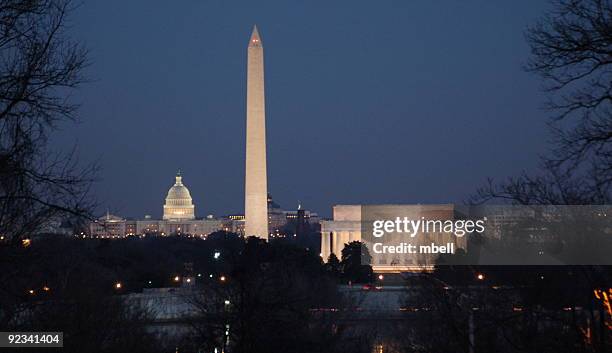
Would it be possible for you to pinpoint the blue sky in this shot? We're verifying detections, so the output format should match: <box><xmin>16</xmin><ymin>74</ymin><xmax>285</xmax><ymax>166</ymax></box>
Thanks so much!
<box><xmin>53</xmin><ymin>0</ymin><xmax>552</xmax><ymax>218</ymax></box>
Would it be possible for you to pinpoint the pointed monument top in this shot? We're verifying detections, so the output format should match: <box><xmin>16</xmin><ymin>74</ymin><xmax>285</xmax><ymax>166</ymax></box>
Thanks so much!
<box><xmin>249</xmin><ymin>25</ymin><xmax>262</xmax><ymax>48</ymax></box>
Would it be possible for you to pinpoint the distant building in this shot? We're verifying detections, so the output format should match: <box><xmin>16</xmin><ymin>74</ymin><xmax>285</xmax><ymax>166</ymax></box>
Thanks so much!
<box><xmin>267</xmin><ymin>194</ymin><xmax>319</xmax><ymax>236</ymax></box>
<box><xmin>163</xmin><ymin>171</ymin><xmax>195</xmax><ymax>221</ymax></box>
<box><xmin>285</xmin><ymin>209</ymin><xmax>319</xmax><ymax>225</ymax></box>
<box><xmin>38</xmin><ymin>217</ymin><xmax>79</xmax><ymax>236</ymax></box>
<box><xmin>321</xmin><ymin>204</ymin><xmax>467</xmax><ymax>273</ymax></box>
<box><xmin>469</xmin><ymin>205</ymin><xmax>537</xmax><ymax>239</ymax></box>
<box><xmin>88</xmin><ymin>172</ymin><xmax>221</xmax><ymax>238</ymax></box>
<box><xmin>223</xmin><ymin>215</ymin><xmax>245</xmax><ymax>236</ymax></box>
<box><xmin>89</xmin><ymin>212</ymin><xmax>128</xmax><ymax>238</ymax></box>
<box><xmin>86</xmin><ymin>173</ymin><xmax>322</xmax><ymax>240</ymax></box>
<box><xmin>267</xmin><ymin>194</ymin><xmax>286</xmax><ymax>234</ymax></box>
<box><xmin>229</xmin><ymin>195</ymin><xmax>320</xmax><ymax>239</ymax></box>
<box><xmin>295</xmin><ymin>207</ymin><xmax>307</xmax><ymax>238</ymax></box>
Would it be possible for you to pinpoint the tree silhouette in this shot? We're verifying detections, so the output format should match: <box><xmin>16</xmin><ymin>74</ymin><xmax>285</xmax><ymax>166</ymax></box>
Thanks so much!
<box><xmin>340</xmin><ymin>241</ymin><xmax>373</xmax><ymax>284</ymax></box>
<box><xmin>473</xmin><ymin>0</ymin><xmax>611</xmax><ymax>205</ymax></box>
<box><xmin>325</xmin><ymin>253</ymin><xmax>342</xmax><ymax>278</ymax></box>
<box><xmin>0</xmin><ymin>0</ymin><xmax>95</xmax><ymax>244</ymax></box>
<box><xmin>526</xmin><ymin>0</ymin><xmax>612</xmax><ymax>187</ymax></box>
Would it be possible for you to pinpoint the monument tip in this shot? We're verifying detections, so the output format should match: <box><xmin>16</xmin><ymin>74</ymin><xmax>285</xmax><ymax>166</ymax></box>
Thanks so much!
<box><xmin>249</xmin><ymin>25</ymin><xmax>262</xmax><ymax>47</ymax></box>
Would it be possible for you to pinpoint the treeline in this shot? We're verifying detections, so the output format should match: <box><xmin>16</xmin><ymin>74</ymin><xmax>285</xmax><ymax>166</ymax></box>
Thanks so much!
<box><xmin>0</xmin><ymin>232</ymin><xmax>352</xmax><ymax>353</ymax></box>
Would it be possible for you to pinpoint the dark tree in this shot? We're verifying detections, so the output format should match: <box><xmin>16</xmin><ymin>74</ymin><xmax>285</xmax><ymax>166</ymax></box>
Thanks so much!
<box><xmin>341</xmin><ymin>241</ymin><xmax>374</xmax><ymax>284</ymax></box>
<box><xmin>185</xmin><ymin>237</ymin><xmax>342</xmax><ymax>353</ymax></box>
<box><xmin>526</xmin><ymin>0</ymin><xmax>612</xmax><ymax>185</ymax></box>
<box><xmin>473</xmin><ymin>0</ymin><xmax>612</xmax><ymax>205</ymax></box>
<box><xmin>467</xmin><ymin>2</ymin><xmax>612</xmax><ymax>350</ymax></box>
<box><xmin>0</xmin><ymin>0</ymin><xmax>94</xmax><ymax>244</ymax></box>
<box><xmin>325</xmin><ymin>253</ymin><xmax>342</xmax><ymax>278</ymax></box>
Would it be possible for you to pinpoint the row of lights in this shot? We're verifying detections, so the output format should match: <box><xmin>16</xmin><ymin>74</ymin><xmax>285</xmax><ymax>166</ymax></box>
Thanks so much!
<box><xmin>113</xmin><ymin>274</ymin><xmax>228</xmax><ymax>291</ymax></box>
<box><xmin>80</xmin><ymin>232</ymin><xmax>219</xmax><ymax>239</ymax></box>
<box><xmin>25</xmin><ymin>251</ymin><xmax>228</xmax><ymax>295</ymax></box>
<box><xmin>474</xmin><ymin>273</ymin><xmax>547</xmax><ymax>282</ymax></box>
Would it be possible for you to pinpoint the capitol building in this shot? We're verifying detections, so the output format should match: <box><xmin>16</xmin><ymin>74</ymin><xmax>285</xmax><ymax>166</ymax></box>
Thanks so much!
<box><xmin>163</xmin><ymin>171</ymin><xmax>195</xmax><ymax>221</ymax></box>
<box><xmin>89</xmin><ymin>172</ymin><xmax>224</xmax><ymax>238</ymax></box>
<box><xmin>88</xmin><ymin>171</ymin><xmax>319</xmax><ymax>239</ymax></box>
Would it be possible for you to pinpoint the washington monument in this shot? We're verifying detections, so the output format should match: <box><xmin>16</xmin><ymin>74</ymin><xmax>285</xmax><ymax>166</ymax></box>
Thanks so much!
<box><xmin>244</xmin><ymin>25</ymin><xmax>269</xmax><ymax>239</ymax></box>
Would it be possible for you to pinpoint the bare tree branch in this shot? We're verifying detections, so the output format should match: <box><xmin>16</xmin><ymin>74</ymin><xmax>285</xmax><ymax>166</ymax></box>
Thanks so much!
<box><xmin>0</xmin><ymin>0</ymin><xmax>94</xmax><ymax>242</ymax></box>
<box><xmin>525</xmin><ymin>0</ymin><xmax>612</xmax><ymax>185</ymax></box>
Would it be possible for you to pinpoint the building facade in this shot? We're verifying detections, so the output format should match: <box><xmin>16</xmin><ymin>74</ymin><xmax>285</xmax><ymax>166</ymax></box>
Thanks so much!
<box><xmin>321</xmin><ymin>204</ymin><xmax>468</xmax><ymax>273</ymax></box>
<box><xmin>89</xmin><ymin>213</ymin><xmax>128</xmax><ymax>238</ymax></box>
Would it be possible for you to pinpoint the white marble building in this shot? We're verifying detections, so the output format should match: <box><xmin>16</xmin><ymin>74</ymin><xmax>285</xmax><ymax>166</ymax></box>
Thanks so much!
<box><xmin>163</xmin><ymin>171</ymin><xmax>195</xmax><ymax>221</ymax></box>
<box><xmin>321</xmin><ymin>204</ymin><xmax>468</xmax><ymax>273</ymax></box>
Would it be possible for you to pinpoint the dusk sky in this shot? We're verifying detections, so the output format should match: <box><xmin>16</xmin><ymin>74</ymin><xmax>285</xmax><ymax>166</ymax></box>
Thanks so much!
<box><xmin>53</xmin><ymin>0</ymin><xmax>552</xmax><ymax>218</ymax></box>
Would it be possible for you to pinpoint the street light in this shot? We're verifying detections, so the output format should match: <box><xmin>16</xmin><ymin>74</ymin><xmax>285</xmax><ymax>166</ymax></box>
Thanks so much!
<box><xmin>174</xmin><ymin>276</ymin><xmax>180</xmax><ymax>282</ymax></box>
<box><xmin>220</xmin><ymin>275</ymin><xmax>226</xmax><ymax>282</ymax></box>
<box><xmin>114</xmin><ymin>282</ymin><xmax>122</xmax><ymax>289</ymax></box>
<box><xmin>476</xmin><ymin>273</ymin><xmax>485</xmax><ymax>281</ymax></box>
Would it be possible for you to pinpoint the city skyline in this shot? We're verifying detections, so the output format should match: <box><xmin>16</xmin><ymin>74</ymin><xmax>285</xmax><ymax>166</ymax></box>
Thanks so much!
<box><xmin>2</xmin><ymin>2</ymin><xmax>610</xmax><ymax>352</ymax></box>
<box><xmin>52</xmin><ymin>1</ymin><xmax>551</xmax><ymax>218</ymax></box>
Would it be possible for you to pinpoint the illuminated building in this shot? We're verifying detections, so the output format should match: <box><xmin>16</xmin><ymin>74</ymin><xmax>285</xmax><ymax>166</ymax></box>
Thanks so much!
<box><xmin>89</xmin><ymin>212</ymin><xmax>127</xmax><ymax>238</ymax></box>
<box><xmin>88</xmin><ymin>172</ymin><xmax>221</xmax><ymax>238</ymax></box>
<box><xmin>320</xmin><ymin>204</ymin><xmax>466</xmax><ymax>272</ymax></box>
<box><xmin>163</xmin><ymin>171</ymin><xmax>195</xmax><ymax>220</ymax></box>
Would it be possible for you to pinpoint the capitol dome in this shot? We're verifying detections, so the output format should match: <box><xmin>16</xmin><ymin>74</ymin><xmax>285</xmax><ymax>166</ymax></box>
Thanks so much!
<box><xmin>163</xmin><ymin>171</ymin><xmax>195</xmax><ymax>220</ymax></box>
